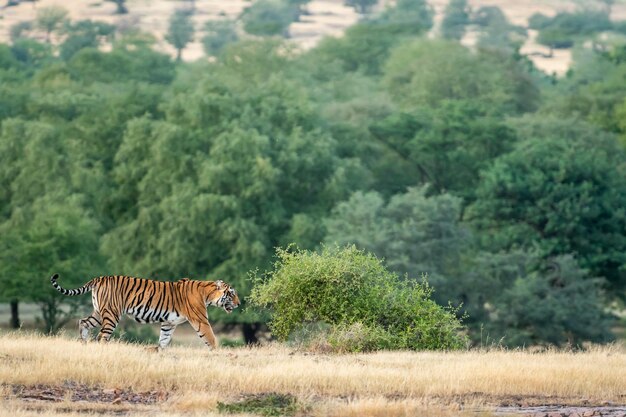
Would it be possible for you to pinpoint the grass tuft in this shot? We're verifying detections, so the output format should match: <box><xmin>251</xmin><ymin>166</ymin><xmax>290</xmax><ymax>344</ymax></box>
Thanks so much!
<box><xmin>217</xmin><ymin>393</ymin><xmax>298</xmax><ymax>416</ymax></box>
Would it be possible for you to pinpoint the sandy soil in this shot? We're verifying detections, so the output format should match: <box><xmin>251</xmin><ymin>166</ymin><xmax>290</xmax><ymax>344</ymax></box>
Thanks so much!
<box><xmin>0</xmin><ymin>1</ymin><xmax>624</xmax><ymax>75</ymax></box>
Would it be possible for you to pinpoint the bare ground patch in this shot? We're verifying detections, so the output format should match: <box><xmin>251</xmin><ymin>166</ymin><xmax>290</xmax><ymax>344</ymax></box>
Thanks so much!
<box><xmin>2</xmin><ymin>381</ymin><xmax>168</xmax><ymax>415</ymax></box>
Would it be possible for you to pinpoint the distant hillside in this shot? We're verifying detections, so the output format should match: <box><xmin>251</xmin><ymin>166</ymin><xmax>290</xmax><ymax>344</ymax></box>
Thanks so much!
<box><xmin>1</xmin><ymin>0</ymin><xmax>625</xmax><ymax>74</ymax></box>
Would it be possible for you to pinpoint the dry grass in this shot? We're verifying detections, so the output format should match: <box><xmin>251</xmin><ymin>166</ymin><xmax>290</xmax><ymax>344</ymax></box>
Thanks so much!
<box><xmin>0</xmin><ymin>332</ymin><xmax>625</xmax><ymax>416</ymax></box>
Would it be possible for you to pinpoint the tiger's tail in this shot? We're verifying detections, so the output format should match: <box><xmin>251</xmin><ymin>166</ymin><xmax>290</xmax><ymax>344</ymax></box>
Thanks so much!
<box><xmin>50</xmin><ymin>273</ymin><xmax>95</xmax><ymax>296</ymax></box>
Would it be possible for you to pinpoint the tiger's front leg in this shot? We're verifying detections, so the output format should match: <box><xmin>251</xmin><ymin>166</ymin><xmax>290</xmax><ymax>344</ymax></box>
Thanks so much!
<box><xmin>189</xmin><ymin>317</ymin><xmax>217</xmax><ymax>350</ymax></box>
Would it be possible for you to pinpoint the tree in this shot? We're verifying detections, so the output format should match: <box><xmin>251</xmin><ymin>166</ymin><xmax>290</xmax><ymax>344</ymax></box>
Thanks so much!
<box><xmin>60</xmin><ymin>20</ymin><xmax>116</xmax><ymax>61</ymax></box>
<box><xmin>474</xmin><ymin>251</ymin><xmax>613</xmax><ymax>347</ymax></box>
<box><xmin>165</xmin><ymin>9</ymin><xmax>195</xmax><ymax>61</ymax></box>
<box><xmin>535</xmin><ymin>10</ymin><xmax>612</xmax><ymax>51</ymax></box>
<box><xmin>101</xmin><ymin>59</ymin><xmax>348</xmax><ymax>342</ymax></box>
<box><xmin>10</xmin><ymin>21</ymin><xmax>33</xmax><ymax>43</ymax></box>
<box><xmin>106</xmin><ymin>0</ymin><xmax>128</xmax><ymax>14</ymax></box>
<box><xmin>441</xmin><ymin>0</ymin><xmax>470</xmax><ymax>41</ymax></box>
<box><xmin>202</xmin><ymin>19</ymin><xmax>238</xmax><ymax>57</ymax></box>
<box><xmin>0</xmin><ymin>194</ymin><xmax>103</xmax><ymax>333</ymax></box>
<box><xmin>472</xmin><ymin>6</ymin><xmax>527</xmax><ymax>54</ymax></box>
<box><xmin>324</xmin><ymin>187</ymin><xmax>473</xmax><ymax>307</ymax></box>
<box><xmin>312</xmin><ymin>22</ymin><xmax>406</xmax><ymax>76</ymax></box>
<box><xmin>467</xmin><ymin>119</ymin><xmax>626</xmax><ymax>295</ymax></box>
<box><xmin>0</xmin><ymin>119</ymin><xmax>104</xmax><ymax>332</ymax></box>
<box><xmin>543</xmin><ymin>47</ymin><xmax>626</xmax><ymax>135</ymax></box>
<box><xmin>35</xmin><ymin>5</ymin><xmax>68</xmax><ymax>43</ymax></box>
<box><xmin>67</xmin><ymin>46</ymin><xmax>175</xmax><ymax>84</ymax></box>
<box><xmin>376</xmin><ymin>0</ymin><xmax>434</xmax><ymax>35</ymax></box>
<box><xmin>383</xmin><ymin>39</ymin><xmax>539</xmax><ymax>114</ymax></box>
<box><xmin>344</xmin><ymin>0</ymin><xmax>377</xmax><ymax>15</ymax></box>
<box><xmin>368</xmin><ymin>101</ymin><xmax>519</xmax><ymax>196</ymax></box>
<box><xmin>241</xmin><ymin>0</ymin><xmax>295</xmax><ymax>37</ymax></box>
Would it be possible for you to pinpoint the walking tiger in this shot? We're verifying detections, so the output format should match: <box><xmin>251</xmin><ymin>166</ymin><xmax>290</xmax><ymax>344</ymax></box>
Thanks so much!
<box><xmin>50</xmin><ymin>273</ymin><xmax>240</xmax><ymax>350</ymax></box>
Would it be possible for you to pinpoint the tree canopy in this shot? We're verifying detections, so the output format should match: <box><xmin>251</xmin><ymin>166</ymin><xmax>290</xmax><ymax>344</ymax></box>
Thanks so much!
<box><xmin>1</xmin><ymin>3</ymin><xmax>626</xmax><ymax>347</ymax></box>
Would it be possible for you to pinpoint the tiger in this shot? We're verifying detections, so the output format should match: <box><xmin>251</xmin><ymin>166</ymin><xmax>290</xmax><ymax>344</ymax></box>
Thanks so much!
<box><xmin>50</xmin><ymin>273</ymin><xmax>240</xmax><ymax>350</ymax></box>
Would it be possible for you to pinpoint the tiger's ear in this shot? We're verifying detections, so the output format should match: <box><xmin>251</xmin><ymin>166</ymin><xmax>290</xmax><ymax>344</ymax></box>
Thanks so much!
<box><xmin>215</xmin><ymin>279</ymin><xmax>225</xmax><ymax>289</ymax></box>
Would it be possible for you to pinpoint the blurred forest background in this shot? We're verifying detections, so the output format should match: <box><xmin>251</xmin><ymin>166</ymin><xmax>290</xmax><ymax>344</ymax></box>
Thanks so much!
<box><xmin>1</xmin><ymin>0</ymin><xmax>626</xmax><ymax>347</ymax></box>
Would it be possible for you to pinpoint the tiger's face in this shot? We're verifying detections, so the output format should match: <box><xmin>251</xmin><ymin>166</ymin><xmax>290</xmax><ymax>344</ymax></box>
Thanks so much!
<box><xmin>215</xmin><ymin>281</ymin><xmax>240</xmax><ymax>313</ymax></box>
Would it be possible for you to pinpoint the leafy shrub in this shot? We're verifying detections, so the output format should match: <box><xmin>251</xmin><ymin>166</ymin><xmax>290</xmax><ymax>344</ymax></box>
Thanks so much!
<box><xmin>249</xmin><ymin>246</ymin><xmax>467</xmax><ymax>352</ymax></box>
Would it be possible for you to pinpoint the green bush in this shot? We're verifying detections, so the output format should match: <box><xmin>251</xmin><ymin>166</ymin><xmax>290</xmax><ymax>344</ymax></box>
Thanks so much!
<box><xmin>249</xmin><ymin>246</ymin><xmax>467</xmax><ymax>351</ymax></box>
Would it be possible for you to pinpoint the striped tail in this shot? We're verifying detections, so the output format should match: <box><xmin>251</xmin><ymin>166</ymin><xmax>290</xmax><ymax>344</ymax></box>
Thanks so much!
<box><xmin>50</xmin><ymin>273</ymin><xmax>94</xmax><ymax>296</ymax></box>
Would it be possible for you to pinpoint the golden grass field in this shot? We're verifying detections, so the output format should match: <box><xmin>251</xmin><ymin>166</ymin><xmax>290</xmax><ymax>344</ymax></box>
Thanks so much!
<box><xmin>0</xmin><ymin>332</ymin><xmax>625</xmax><ymax>417</ymax></box>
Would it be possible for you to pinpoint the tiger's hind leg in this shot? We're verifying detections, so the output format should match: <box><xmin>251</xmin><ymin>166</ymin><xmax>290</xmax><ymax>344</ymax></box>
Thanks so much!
<box><xmin>158</xmin><ymin>323</ymin><xmax>178</xmax><ymax>350</ymax></box>
<box><xmin>96</xmin><ymin>310</ymin><xmax>121</xmax><ymax>342</ymax></box>
<box><xmin>78</xmin><ymin>311</ymin><xmax>101</xmax><ymax>342</ymax></box>
<box><xmin>146</xmin><ymin>323</ymin><xmax>179</xmax><ymax>353</ymax></box>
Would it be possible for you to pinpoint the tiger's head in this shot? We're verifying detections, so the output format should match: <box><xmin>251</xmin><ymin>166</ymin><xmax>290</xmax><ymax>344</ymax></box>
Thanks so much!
<box><xmin>213</xmin><ymin>280</ymin><xmax>240</xmax><ymax>314</ymax></box>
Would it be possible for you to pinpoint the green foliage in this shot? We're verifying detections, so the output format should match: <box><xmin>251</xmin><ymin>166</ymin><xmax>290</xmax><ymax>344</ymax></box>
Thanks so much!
<box><xmin>0</xmin><ymin>118</ymin><xmax>104</xmax><ymax>333</ymax></box>
<box><xmin>166</xmin><ymin>9</ymin><xmax>195</xmax><ymax>61</ymax></box>
<box><xmin>217</xmin><ymin>393</ymin><xmax>298</xmax><ymax>417</ymax></box>
<box><xmin>35</xmin><ymin>6</ymin><xmax>68</xmax><ymax>43</ymax></box>
<box><xmin>60</xmin><ymin>20</ymin><xmax>116</xmax><ymax>61</ymax></box>
<box><xmin>10</xmin><ymin>21</ymin><xmax>33</xmax><ymax>43</ymax></box>
<box><xmin>324</xmin><ymin>187</ymin><xmax>469</xmax><ymax>281</ymax></box>
<box><xmin>477</xmin><ymin>252</ymin><xmax>613</xmax><ymax>347</ymax></box>
<box><xmin>202</xmin><ymin>19</ymin><xmax>238</xmax><ymax>56</ymax></box>
<box><xmin>376</xmin><ymin>0</ymin><xmax>433</xmax><ymax>35</ymax></box>
<box><xmin>536</xmin><ymin>10</ymin><xmax>613</xmax><ymax>49</ymax></box>
<box><xmin>0</xmin><ymin>44</ymin><xmax>22</xmax><ymax>72</ymax></box>
<box><xmin>544</xmin><ymin>47</ymin><xmax>626</xmax><ymax>134</ymax></box>
<box><xmin>11</xmin><ymin>40</ymin><xmax>53</xmax><ymax>71</ymax></box>
<box><xmin>241</xmin><ymin>0</ymin><xmax>295</xmax><ymax>37</ymax></box>
<box><xmin>67</xmin><ymin>47</ymin><xmax>175</xmax><ymax>84</ymax></box>
<box><xmin>368</xmin><ymin>101</ymin><xmax>519</xmax><ymax>195</ymax></box>
<box><xmin>467</xmin><ymin>119</ymin><xmax>626</xmax><ymax>293</ymax></box>
<box><xmin>249</xmin><ymin>246</ymin><xmax>468</xmax><ymax>351</ymax></box>
<box><xmin>441</xmin><ymin>0</ymin><xmax>470</xmax><ymax>40</ymax></box>
<box><xmin>472</xmin><ymin>6</ymin><xmax>527</xmax><ymax>54</ymax></box>
<box><xmin>306</xmin><ymin>0</ymin><xmax>432</xmax><ymax>76</ymax></box>
<box><xmin>383</xmin><ymin>39</ymin><xmax>539</xmax><ymax>114</ymax></box>
<box><xmin>0</xmin><ymin>6</ymin><xmax>624</xmax><ymax>346</ymax></box>
<box><xmin>313</xmin><ymin>22</ymin><xmax>402</xmax><ymax>76</ymax></box>
<box><xmin>528</xmin><ymin>12</ymin><xmax>552</xmax><ymax>30</ymax></box>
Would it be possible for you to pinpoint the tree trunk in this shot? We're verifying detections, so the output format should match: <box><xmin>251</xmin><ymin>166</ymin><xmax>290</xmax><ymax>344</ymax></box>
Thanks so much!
<box><xmin>242</xmin><ymin>322</ymin><xmax>261</xmax><ymax>345</ymax></box>
<box><xmin>10</xmin><ymin>299</ymin><xmax>19</xmax><ymax>329</ymax></box>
